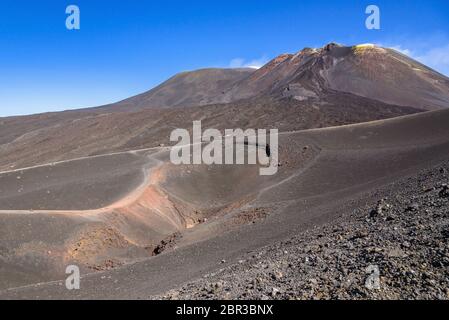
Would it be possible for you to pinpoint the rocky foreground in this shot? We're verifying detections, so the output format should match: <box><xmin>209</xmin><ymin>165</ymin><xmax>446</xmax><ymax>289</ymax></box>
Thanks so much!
<box><xmin>154</xmin><ymin>161</ymin><xmax>449</xmax><ymax>300</ymax></box>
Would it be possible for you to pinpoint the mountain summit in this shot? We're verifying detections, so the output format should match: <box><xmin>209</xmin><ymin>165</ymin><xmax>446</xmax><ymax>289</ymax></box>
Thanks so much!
<box><xmin>113</xmin><ymin>43</ymin><xmax>449</xmax><ymax>111</ymax></box>
<box><xmin>219</xmin><ymin>42</ymin><xmax>449</xmax><ymax>110</ymax></box>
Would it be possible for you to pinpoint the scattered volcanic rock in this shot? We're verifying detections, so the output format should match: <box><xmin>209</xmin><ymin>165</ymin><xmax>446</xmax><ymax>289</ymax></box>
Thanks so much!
<box><xmin>154</xmin><ymin>160</ymin><xmax>449</xmax><ymax>300</ymax></box>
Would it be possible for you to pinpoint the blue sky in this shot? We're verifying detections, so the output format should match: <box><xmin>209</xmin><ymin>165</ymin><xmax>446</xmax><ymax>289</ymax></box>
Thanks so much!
<box><xmin>0</xmin><ymin>0</ymin><xmax>448</xmax><ymax>116</ymax></box>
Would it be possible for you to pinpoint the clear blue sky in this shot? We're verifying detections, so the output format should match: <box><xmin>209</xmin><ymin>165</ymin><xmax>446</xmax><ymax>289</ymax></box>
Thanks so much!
<box><xmin>0</xmin><ymin>0</ymin><xmax>448</xmax><ymax>116</ymax></box>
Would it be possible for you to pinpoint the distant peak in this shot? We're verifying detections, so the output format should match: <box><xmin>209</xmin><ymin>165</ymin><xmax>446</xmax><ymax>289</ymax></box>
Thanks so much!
<box><xmin>351</xmin><ymin>43</ymin><xmax>386</xmax><ymax>55</ymax></box>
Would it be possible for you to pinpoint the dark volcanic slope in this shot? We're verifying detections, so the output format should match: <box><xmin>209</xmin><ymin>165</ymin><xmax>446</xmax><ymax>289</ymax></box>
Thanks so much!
<box><xmin>0</xmin><ymin>151</ymin><xmax>152</xmax><ymax>210</ymax></box>
<box><xmin>325</xmin><ymin>45</ymin><xmax>449</xmax><ymax>110</ymax></box>
<box><xmin>109</xmin><ymin>68</ymin><xmax>254</xmax><ymax>110</ymax></box>
<box><xmin>1</xmin><ymin>108</ymin><xmax>448</xmax><ymax>299</ymax></box>
<box><xmin>155</xmin><ymin>160</ymin><xmax>449</xmax><ymax>300</ymax></box>
<box><xmin>0</xmin><ymin>95</ymin><xmax>421</xmax><ymax>172</ymax></box>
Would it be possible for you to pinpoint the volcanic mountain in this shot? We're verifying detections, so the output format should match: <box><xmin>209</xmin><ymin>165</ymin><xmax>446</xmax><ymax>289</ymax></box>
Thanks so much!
<box><xmin>110</xmin><ymin>43</ymin><xmax>449</xmax><ymax>111</ymax></box>
<box><xmin>2</xmin><ymin>43</ymin><xmax>448</xmax><ymax>172</ymax></box>
<box><xmin>221</xmin><ymin>43</ymin><xmax>449</xmax><ymax>110</ymax></box>
<box><xmin>1</xmin><ymin>43</ymin><xmax>449</xmax><ymax>298</ymax></box>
